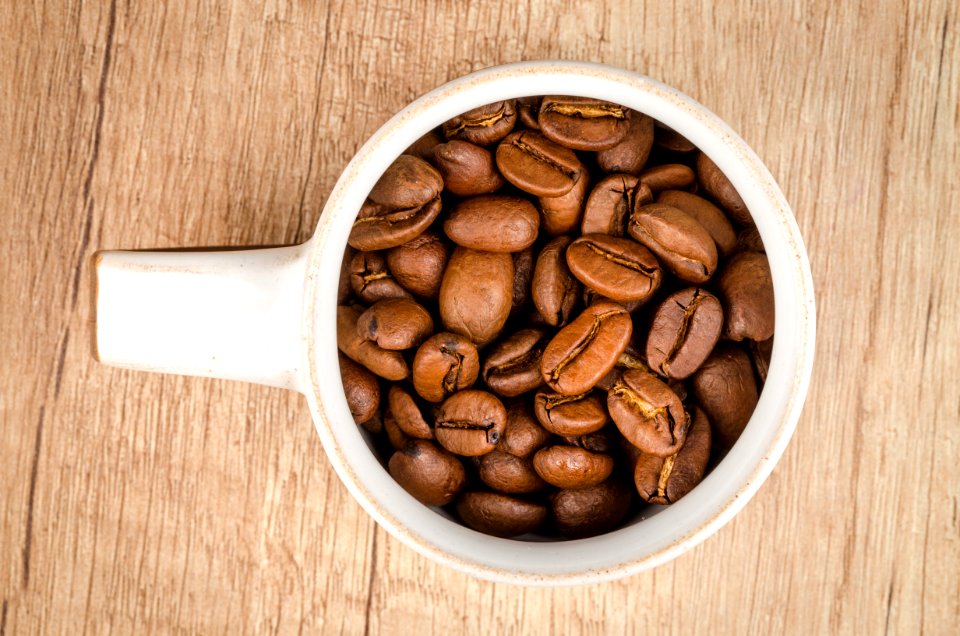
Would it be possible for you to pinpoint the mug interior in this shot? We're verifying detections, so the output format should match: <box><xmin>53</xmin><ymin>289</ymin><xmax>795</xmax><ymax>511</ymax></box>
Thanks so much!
<box><xmin>303</xmin><ymin>61</ymin><xmax>815</xmax><ymax>585</ymax></box>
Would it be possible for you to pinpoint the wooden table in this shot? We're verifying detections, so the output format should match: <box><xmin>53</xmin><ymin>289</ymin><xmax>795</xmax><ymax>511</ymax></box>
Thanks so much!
<box><xmin>2</xmin><ymin>1</ymin><xmax>958</xmax><ymax>633</ymax></box>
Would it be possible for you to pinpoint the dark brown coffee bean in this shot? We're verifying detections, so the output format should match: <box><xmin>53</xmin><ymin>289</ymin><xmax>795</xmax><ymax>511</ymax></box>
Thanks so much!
<box><xmin>607</xmin><ymin>369</ymin><xmax>689</xmax><ymax>457</ymax></box>
<box><xmin>635</xmin><ymin>406</ymin><xmax>712</xmax><ymax>504</ymax></box>
<box><xmin>533</xmin><ymin>445</ymin><xmax>614</xmax><ymax>489</ymax></box>
<box><xmin>717</xmin><ymin>251</ymin><xmax>775</xmax><ymax>341</ymax></box>
<box><xmin>431</xmin><ymin>140</ymin><xmax>504</xmax><ymax>196</ymax></box>
<box><xmin>388</xmin><ymin>440</ymin><xmax>466</xmax><ymax>506</ymax></box>
<box><xmin>516</xmin><ymin>96</ymin><xmax>542</xmax><ymax>130</ymax></box>
<box><xmin>359</xmin><ymin>411</ymin><xmax>383</xmax><ymax>435</ymax></box>
<box><xmin>581</xmin><ymin>288</ymin><xmax>644</xmax><ymax>315</ymax></box>
<box><xmin>405</xmin><ymin>130</ymin><xmax>444</xmax><ymax>162</ymax></box>
<box><xmin>645</xmin><ymin>288</ymin><xmax>723</xmax><ymax>379</ymax></box>
<box><xmin>533</xmin><ymin>390</ymin><xmax>607</xmax><ymax>436</ymax></box>
<box><xmin>385</xmin><ymin>231</ymin><xmax>449</xmax><ymax>300</ymax></box>
<box><xmin>442</xmin><ymin>100</ymin><xmax>517</xmax><ymax>146</ymax></box>
<box><xmin>444</xmin><ymin>195</ymin><xmax>539</xmax><ymax>252</ymax></box>
<box><xmin>597</xmin><ymin>110</ymin><xmax>655</xmax><ymax>175</ymax></box>
<box><xmin>566</xmin><ymin>234</ymin><xmax>662</xmax><ymax>303</ymax></box>
<box><xmin>737</xmin><ymin>226</ymin><xmax>765</xmax><ymax>252</ymax></box>
<box><xmin>538</xmin><ymin>170</ymin><xmax>589</xmax><ymax>236</ymax></box>
<box><xmin>439</xmin><ymin>247</ymin><xmax>513</xmax><ymax>346</ymax></box>
<box><xmin>657</xmin><ymin>190</ymin><xmax>737</xmax><ymax>256</ymax></box>
<box><xmin>350</xmin><ymin>251</ymin><xmax>412</xmax><ymax>304</ymax></box>
<box><xmin>339</xmin><ymin>353</ymin><xmax>380</xmax><ymax>424</ymax></box>
<box><xmin>338</xmin><ymin>247</ymin><xmax>355</xmax><ymax>303</ymax></box>
<box><xmin>541</xmin><ymin>302</ymin><xmax>633</xmax><ymax>395</ymax></box>
<box><xmin>697</xmin><ymin>152</ymin><xmax>752</xmax><ymax>225</ymax></box>
<box><xmin>654</xmin><ymin>124</ymin><xmax>696</xmax><ymax>153</ymax></box>
<box><xmin>496</xmin><ymin>131</ymin><xmax>583</xmax><ymax>197</ymax></box>
<box><xmin>435</xmin><ymin>390</ymin><xmax>507</xmax><ymax>456</ymax></box>
<box><xmin>482</xmin><ymin>328</ymin><xmax>549</xmax><ymax>397</ymax></box>
<box><xmin>456</xmin><ymin>491</ymin><xmax>547</xmax><ymax>538</ymax></box>
<box><xmin>531</xmin><ymin>236</ymin><xmax>580</xmax><ymax>327</ymax></box>
<box><xmin>387</xmin><ymin>386</ymin><xmax>433</xmax><ymax>439</ymax></box>
<box><xmin>691</xmin><ymin>343</ymin><xmax>759</xmax><ymax>449</ymax></box>
<box><xmin>356</xmin><ymin>298</ymin><xmax>433</xmax><ymax>350</ymax></box>
<box><xmin>337</xmin><ymin>305</ymin><xmax>408</xmax><ymax>381</ymax></box>
<box><xmin>629</xmin><ymin>203</ymin><xmax>718</xmax><ymax>284</ymax></box>
<box><xmin>582</xmin><ymin>174</ymin><xmax>652</xmax><ymax>237</ymax></box>
<box><xmin>368</xmin><ymin>154</ymin><xmax>443</xmax><ymax>209</ymax></box>
<box><xmin>383</xmin><ymin>410</ymin><xmax>409</xmax><ymax>450</ymax></box>
<box><xmin>510</xmin><ymin>247</ymin><xmax>535</xmax><ymax>316</ymax></box>
<box><xmin>638</xmin><ymin>164</ymin><xmax>695</xmax><ymax>192</ymax></box>
<box><xmin>749</xmin><ymin>337</ymin><xmax>773</xmax><ymax>384</ymax></box>
<box><xmin>562</xmin><ymin>426</ymin><xmax>616</xmax><ymax>453</ymax></box>
<box><xmin>412</xmin><ymin>332</ymin><xmax>480</xmax><ymax>402</ymax></box>
<box><xmin>498</xmin><ymin>402</ymin><xmax>551</xmax><ymax>458</ymax></box>
<box><xmin>479</xmin><ymin>451</ymin><xmax>547</xmax><ymax>494</ymax></box>
<box><xmin>538</xmin><ymin>96</ymin><xmax>630</xmax><ymax>150</ymax></box>
<box><xmin>550</xmin><ymin>479</ymin><xmax>631</xmax><ymax>538</ymax></box>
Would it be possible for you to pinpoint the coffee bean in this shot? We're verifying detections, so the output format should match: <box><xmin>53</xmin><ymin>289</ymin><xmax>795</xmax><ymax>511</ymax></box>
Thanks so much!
<box><xmin>562</xmin><ymin>426</ymin><xmax>616</xmax><ymax>453</ymax></box>
<box><xmin>385</xmin><ymin>231</ymin><xmax>449</xmax><ymax>299</ymax></box>
<box><xmin>387</xmin><ymin>386</ymin><xmax>433</xmax><ymax>439</ymax></box>
<box><xmin>582</xmin><ymin>174</ymin><xmax>652</xmax><ymax>237</ymax></box>
<box><xmin>697</xmin><ymin>152</ymin><xmax>752</xmax><ymax>225</ymax></box>
<box><xmin>538</xmin><ymin>96</ymin><xmax>630</xmax><ymax>150</ymax></box>
<box><xmin>497</xmin><ymin>402</ymin><xmax>551</xmax><ymax>458</ymax></box>
<box><xmin>597</xmin><ymin>110</ymin><xmax>655</xmax><ymax>175</ymax></box>
<box><xmin>607</xmin><ymin>369</ymin><xmax>689</xmax><ymax>457</ymax></box>
<box><xmin>357</xmin><ymin>298</ymin><xmax>433</xmax><ymax>350</ymax></box>
<box><xmin>479</xmin><ymin>451</ymin><xmax>547</xmax><ymax>494</ymax></box>
<box><xmin>717</xmin><ymin>251</ymin><xmax>775</xmax><ymax>341</ymax></box>
<box><xmin>638</xmin><ymin>164</ymin><xmax>695</xmax><ymax>192</ymax></box>
<box><xmin>412</xmin><ymin>332</ymin><xmax>479</xmax><ymax>402</ymax></box>
<box><xmin>338</xmin><ymin>247</ymin><xmax>355</xmax><ymax>303</ymax></box>
<box><xmin>350</xmin><ymin>251</ymin><xmax>412</xmax><ymax>304</ymax></box>
<box><xmin>444</xmin><ymin>195</ymin><xmax>540</xmax><ymax>252</ymax></box>
<box><xmin>629</xmin><ymin>203</ymin><xmax>718</xmax><ymax>284</ymax></box>
<box><xmin>337</xmin><ymin>305</ymin><xmax>408</xmax><ymax>381</ymax></box>
<box><xmin>531</xmin><ymin>236</ymin><xmax>581</xmax><ymax>327</ymax></box>
<box><xmin>516</xmin><ymin>96</ymin><xmax>542</xmax><ymax>130</ymax></box>
<box><xmin>482</xmin><ymin>328</ymin><xmax>549</xmax><ymax>397</ymax></box>
<box><xmin>388</xmin><ymin>439</ymin><xmax>466</xmax><ymax>506</ymax></box>
<box><xmin>541</xmin><ymin>302</ymin><xmax>633</xmax><ymax>395</ymax></box>
<box><xmin>439</xmin><ymin>247</ymin><xmax>513</xmax><ymax>346</ymax></box>
<box><xmin>538</xmin><ymin>170</ymin><xmax>590</xmax><ymax>236</ymax></box>
<box><xmin>456</xmin><ymin>491</ymin><xmax>547</xmax><ymax>537</ymax></box>
<box><xmin>405</xmin><ymin>130</ymin><xmax>444</xmax><ymax>162</ymax></box>
<box><xmin>533</xmin><ymin>390</ymin><xmax>607</xmax><ymax>436</ymax></box>
<box><xmin>645</xmin><ymin>288</ymin><xmax>723</xmax><ymax>379</ymax></box>
<box><xmin>443</xmin><ymin>100</ymin><xmax>517</xmax><ymax>146</ymax></box>
<box><xmin>691</xmin><ymin>343</ymin><xmax>759</xmax><ymax>449</ymax></box>
<box><xmin>339</xmin><ymin>353</ymin><xmax>380</xmax><ymax>424</ymax></box>
<box><xmin>435</xmin><ymin>390</ymin><xmax>507</xmax><ymax>456</ymax></box>
<box><xmin>634</xmin><ymin>406</ymin><xmax>712</xmax><ymax>504</ymax></box>
<box><xmin>550</xmin><ymin>479</ymin><xmax>631</xmax><ymax>538</ymax></box>
<box><xmin>749</xmin><ymin>337</ymin><xmax>773</xmax><ymax>384</ymax></box>
<box><xmin>368</xmin><ymin>154</ymin><xmax>443</xmax><ymax>209</ymax></box>
<box><xmin>431</xmin><ymin>140</ymin><xmax>504</xmax><ymax>196</ymax></box>
<box><xmin>657</xmin><ymin>190</ymin><xmax>737</xmax><ymax>256</ymax></box>
<box><xmin>533</xmin><ymin>445</ymin><xmax>615</xmax><ymax>489</ymax></box>
<box><xmin>383</xmin><ymin>410</ymin><xmax>409</xmax><ymax>450</ymax></box>
<box><xmin>496</xmin><ymin>131</ymin><xmax>583</xmax><ymax>197</ymax></box>
<box><xmin>653</xmin><ymin>124</ymin><xmax>696</xmax><ymax>153</ymax></box>
<box><xmin>737</xmin><ymin>226</ymin><xmax>765</xmax><ymax>252</ymax></box>
<box><xmin>510</xmin><ymin>247</ymin><xmax>535</xmax><ymax>316</ymax></box>
<box><xmin>566</xmin><ymin>234</ymin><xmax>662</xmax><ymax>303</ymax></box>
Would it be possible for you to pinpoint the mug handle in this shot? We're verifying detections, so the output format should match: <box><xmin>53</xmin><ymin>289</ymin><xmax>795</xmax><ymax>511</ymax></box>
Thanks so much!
<box><xmin>93</xmin><ymin>242</ymin><xmax>311</xmax><ymax>392</ymax></box>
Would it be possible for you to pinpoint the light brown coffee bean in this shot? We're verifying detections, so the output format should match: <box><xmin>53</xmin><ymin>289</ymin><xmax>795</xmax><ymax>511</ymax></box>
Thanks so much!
<box><xmin>388</xmin><ymin>440</ymin><xmax>466</xmax><ymax>506</ymax></box>
<box><xmin>444</xmin><ymin>195</ymin><xmax>540</xmax><ymax>252</ymax></box>
<box><xmin>383</xmin><ymin>410</ymin><xmax>409</xmax><ymax>450</ymax></box>
<box><xmin>439</xmin><ymin>247</ymin><xmax>514</xmax><ymax>346</ymax></box>
<box><xmin>550</xmin><ymin>479</ymin><xmax>631</xmax><ymax>538</ymax></box>
<box><xmin>385</xmin><ymin>231</ymin><xmax>449</xmax><ymax>299</ymax></box>
<box><xmin>339</xmin><ymin>353</ymin><xmax>380</xmax><ymax>424</ymax></box>
<box><xmin>357</xmin><ymin>298</ymin><xmax>433</xmax><ymax>350</ymax></box>
<box><xmin>657</xmin><ymin>190</ymin><xmax>737</xmax><ymax>256</ymax></box>
<box><xmin>533</xmin><ymin>390</ymin><xmax>608</xmax><ymax>436</ymax></box>
<box><xmin>597</xmin><ymin>110</ymin><xmax>655</xmax><ymax>175</ymax></box>
<box><xmin>638</xmin><ymin>164</ymin><xmax>695</xmax><ymax>192</ymax></box>
<box><xmin>691</xmin><ymin>343</ymin><xmax>759</xmax><ymax>449</ymax></box>
<box><xmin>496</xmin><ymin>131</ymin><xmax>583</xmax><ymax>197</ymax></box>
<box><xmin>645</xmin><ymin>288</ymin><xmax>723</xmax><ymax>379</ymax></box>
<box><xmin>634</xmin><ymin>406</ymin><xmax>712</xmax><ymax>504</ymax></box>
<box><xmin>482</xmin><ymin>328</ymin><xmax>549</xmax><ymax>397</ymax></box>
<box><xmin>350</xmin><ymin>251</ymin><xmax>412</xmax><ymax>304</ymax></box>
<box><xmin>582</xmin><ymin>174</ymin><xmax>652</xmax><ymax>236</ymax></box>
<box><xmin>431</xmin><ymin>140</ymin><xmax>504</xmax><ymax>196</ymax></box>
<box><xmin>479</xmin><ymin>451</ymin><xmax>547</xmax><ymax>494</ymax></box>
<box><xmin>387</xmin><ymin>386</ymin><xmax>433</xmax><ymax>439</ymax></box>
<box><xmin>337</xmin><ymin>305</ymin><xmax>408</xmax><ymax>381</ymax></box>
<box><xmin>443</xmin><ymin>100</ymin><xmax>517</xmax><ymax>146</ymax></box>
<box><xmin>435</xmin><ymin>390</ymin><xmax>507</xmax><ymax>456</ymax></box>
<box><xmin>531</xmin><ymin>236</ymin><xmax>581</xmax><ymax>327</ymax></box>
<box><xmin>566</xmin><ymin>234</ymin><xmax>662</xmax><ymax>303</ymax></box>
<box><xmin>498</xmin><ymin>402</ymin><xmax>551</xmax><ymax>458</ymax></box>
<box><xmin>538</xmin><ymin>96</ymin><xmax>630</xmax><ymax>150</ymax></box>
<box><xmin>538</xmin><ymin>170</ymin><xmax>590</xmax><ymax>236</ymax></box>
<box><xmin>533</xmin><ymin>445</ymin><xmax>614</xmax><ymax>489</ymax></box>
<box><xmin>607</xmin><ymin>369</ymin><xmax>689</xmax><ymax>457</ymax></box>
<box><xmin>456</xmin><ymin>491</ymin><xmax>547</xmax><ymax>538</ymax></box>
<box><xmin>697</xmin><ymin>152</ymin><xmax>752</xmax><ymax>225</ymax></box>
<box><xmin>629</xmin><ymin>203</ymin><xmax>718</xmax><ymax>284</ymax></box>
<box><xmin>412</xmin><ymin>332</ymin><xmax>480</xmax><ymax>402</ymax></box>
<box><xmin>717</xmin><ymin>251</ymin><xmax>775</xmax><ymax>342</ymax></box>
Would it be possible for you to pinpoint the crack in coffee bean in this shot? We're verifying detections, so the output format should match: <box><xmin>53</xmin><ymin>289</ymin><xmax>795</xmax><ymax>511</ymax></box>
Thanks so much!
<box><xmin>609</xmin><ymin>383</ymin><xmax>678</xmax><ymax>444</ymax></box>
<box><xmin>548</xmin><ymin>310</ymin><xmax>624</xmax><ymax>382</ymax></box>
<box><xmin>656</xmin><ymin>453</ymin><xmax>677</xmax><ymax>500</ymax></box>
<box><xmin>435</xmin><ymin>419</ymin><xmax>500</xmax><ymax>444</ymax></box>
<box><xmin>661</xmin><ymin>289</ymin><xmax>705</xmax><ymax>375</ymax></box>
<box><xmin>510</xmin><ymin>135</ymin><xmax>577</xmax><ymax>179</ymax></box>
<box><xmin>440</xmin><ymin>346</ymin><xmax>465</xmax><ymax>393</ymax></box>
<box><xmin>542</xmin><ymin>103</ymin><xmax>628</xmax><ymax>120</ymax></box>
<box><xmin>444</xmin><ymin>104</ymin><xmax>508</xmax><ymax>135</ymax></box>
<box><xmin>583</xmin><ymin>241</ymin><xmax>659</xmax><ymax>276</ymax></box>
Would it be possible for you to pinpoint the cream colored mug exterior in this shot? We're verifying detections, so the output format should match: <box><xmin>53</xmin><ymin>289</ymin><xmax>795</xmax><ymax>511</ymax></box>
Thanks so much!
<box><xmin>95</xmin><ymin>61</ymin><xmax>816</xmax><ymax>585</ymax></box>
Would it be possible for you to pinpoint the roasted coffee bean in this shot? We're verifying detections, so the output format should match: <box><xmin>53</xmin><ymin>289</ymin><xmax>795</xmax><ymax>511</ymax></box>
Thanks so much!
<box><xmin>538</xmin><ymin>96</ymin><xmax>630</xmax><ymax>150</ymax></box>
<box><xmin>750</xmin><ymin>337</ymin><xmax>773</xmax><ymax>384</ymax></box>
<box><xmin>350</xmin><ymin>251</ymin><xmax>412</xmax><ymax>303</ymax></box>
<box><xmin>638</xmin><ymin>164</ymin><xmax>696</xmax><ymax>192</ymax></box>
<box><xmin>510</xmin><ymin>247</ymin><xmax>535</xmax><ymax>316</ymax></box>
<box><xmin>383</xmin><ymin>410</ymin><xmax>409</xmax><ymax>450</ymax></box>
<box><xmin>357</xmin><ymin>298</ymin><xmax>433</xmax><ymax>350</ymax></box>
<box><xmin>541</xmin><ymin>302</ymin><xmax>633</xmax><ymax>395</ymax></box>
<box><xmin>457</xmin><ymin>491</ymin><xmax>547</xmax><ymax>537</ymax></box>
<box><xmin>435</xmin><ymin>390</ymin><xmax>507</xmax><ymax>456</ymax></box>
<box><xmin>498</xmin><ymin>402</ymin><xmax>551</xmax><ymax>458</ymax></box>
<box><xmin>533</xmin><ymin>445</ymin><xmax>614</xmax><ymax>489</ymax></box>
<box><xmin>479</xmin><ymin>451</ymin><xmax>547</xmax><ymax>494</ymax></box>
<box><xmin>385</xmin><ymin>231</ymin><xmax>449</xmax><ymax>299</ymax></box>
<box><xmin>629</xmin><ymin>203</ymin><xmax>718</xmax><ymax>284</ymax></box>
<box><xmin>582</xmin><ymin>174</ymin><xmax>652</xmax><ymax>236</ymax></box>
<box><xmin>496</xmin><ymin>131</ymin><xmax>583</xmax><ymax>197</ymax></box>
<box><xmin>550</xmin><ymin>479</ymin><xmax>631</xmax><ymax>538</ymax></box>
<box><xmin>388</xmin><ymin>386</ymin><xmax>433</xmax><ymax>439</ymax></box>
<box><xmin>388</xmin><ymin>439</ymin><xmax>466</xmax><ymax>506</ymax></box>
<box><xmin>645</xmin><ymin>288</ymin><xmax>723</xmax><ymax>379</ymax></box>
<box><xmin>531</xmin><ymin>236</ymin><xmax>581</xmax><ymax>327</ymax></box>
<box><xmin>737</xmin><ymin>226</ymin><xmax>765</xmax><ymax>252</ymax></box>
<box><xmin>368</xmin><ymin>154</ymin><xmax>443</xmax><ymax>209</ymax></box>
<box><xmin>654</xmin><ymin>124</ymin><xmax>696</xmax><ymax>153</ymax></box>
<box><xmin>337</xmin><ymin>305</ymin><xmax>408</xmax><ymax>381</ymax></box>
<box><xmin>412</xmin><ymin>332</ymin><xmax>480</xmax><ymax>402</ymax></box>
<box><xmin>635</xmin><ymin>406</ymin><xmax>712</xmax><ymax>504</ymax></box>
<box><xmin>431</xmin><ymin>140</ymin><xmax>504</xmax><ymax>196</ymax></box>
<box><xmin>717</xmin><ymin>251</ymin><xmax>775</xmax><ymax>342</ymax></box>
<box><xmin>359</xmin><ymin>411</ymin><xmax>383</xmax><ymax>435</ymax></box>
<box><xmin>482</xmin><ymin>329</ymin><xmax>549</xmax><ymax>397</ymax></box>
<box><xmin>538</xmin><ymin>170</ymin><xmax>589</xmax><ymax>236</ymax></box>
<box><xmin>338</xmin><ymin>248</ymin><xmax>355</xmax><ymax>303</ymax></box>
<box><xmin>443</xmin><ymin>100</ymin><xmax>517</xmax><ymax>146</ymax></box>
<box><xmin>657</xmin><ymin>190</ymin><xmax>737</xmax><ymax>256</ymax></box>
<box><xmin>339</xmin><ymin>353</ymin><xmax>381</xmax><ymax>424</ymax></box>
<box><xmin>405</xmin><ymin>130</ymin><xmax>444</xmax><ymax>162</ymax></box>
<box><xmin>566</xmin><ymin>234</ymin><xmax>662</xmax><ymax>303</ymax></box>
<box><xmin>562</xmin><ymin>427</ymin><xmax>615</xmax><ymax>453</ymax></box>
<box><xmin>697</xmin><ymin>152</ymin><xmax>752</xmax><ymax>225</ymax></box>
<box><xmin>597</xmin><ymin>110</ymin><xmax>655</xmax><ymax>175</ymax></box>
<box><xmin>439</xmin><ymin>247</ymin><xmax>513</xmax><ymax>346</ymax></box>
<box><xmin>444</xmin><ymin>195</ymin><xmax>539</xmax><ymax>252</ymax></box>
<box><xmin>607</xmin><ymin>369</ymin><xmax>689</xmax><ymax>457</ymax></box>
<box><xmin>691</xmin><ymin>344</ymin><xmax>759</xmax><ymax>449</ymax></box>
<box><xmin>533</xmin><ymin>390</ymin><xmax>607</xmax><ymax>436</ymax></box>
<box><xmin>516</xmin><ymin>96</ymin><xmax>542</xmax><ymax>130</ymax></box>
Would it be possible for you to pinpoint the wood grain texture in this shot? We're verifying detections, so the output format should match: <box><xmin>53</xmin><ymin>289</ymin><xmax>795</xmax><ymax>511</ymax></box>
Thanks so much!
<box><xmin>1</xmin><ymin>0</ymin><xmax>958</xmax><ymax>633</ymax></box>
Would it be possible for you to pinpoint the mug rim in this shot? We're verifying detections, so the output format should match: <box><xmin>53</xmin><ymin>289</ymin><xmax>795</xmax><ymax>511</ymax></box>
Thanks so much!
<box><xmin>301</xmin><ymin>61</ymin><xmax>816</xmax><ymax>585</ymax></box>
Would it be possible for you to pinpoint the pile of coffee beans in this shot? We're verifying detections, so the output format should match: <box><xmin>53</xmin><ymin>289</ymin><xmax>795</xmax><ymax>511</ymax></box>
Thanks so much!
<box><xmin>337</xmin><ymin>96</ymin><xmax>774</xmax><ymax>539</ymax></box>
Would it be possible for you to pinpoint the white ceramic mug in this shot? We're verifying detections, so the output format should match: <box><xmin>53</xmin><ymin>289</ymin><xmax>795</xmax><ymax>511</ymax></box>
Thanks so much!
<box><xmin>95</xmin><ymin>61</ymin><xmax>816</xmax><ymax>585</ymax></box>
